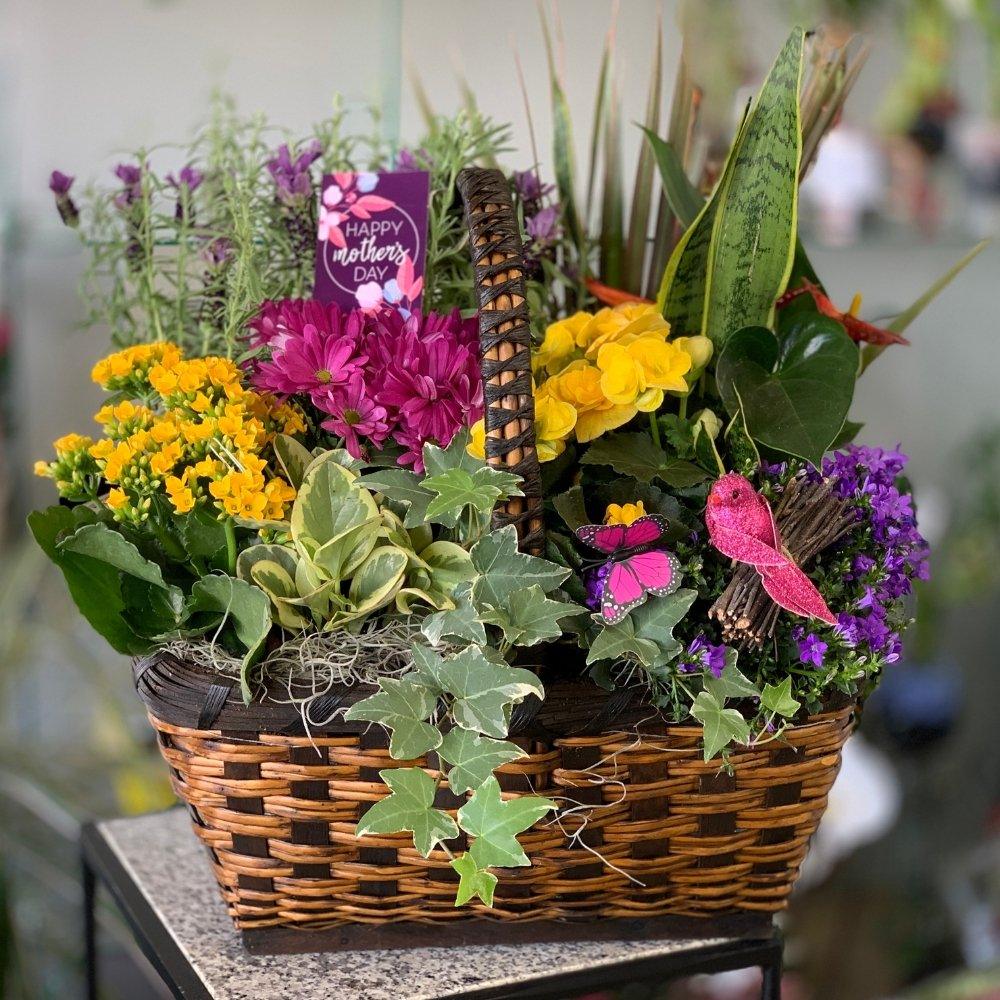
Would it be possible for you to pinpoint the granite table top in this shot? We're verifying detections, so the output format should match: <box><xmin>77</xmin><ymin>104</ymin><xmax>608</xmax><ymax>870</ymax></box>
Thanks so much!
<box><xmin>95</xmin><ymin>808</ymin><xmax>763</xmax><ymax>1000</ymax></box>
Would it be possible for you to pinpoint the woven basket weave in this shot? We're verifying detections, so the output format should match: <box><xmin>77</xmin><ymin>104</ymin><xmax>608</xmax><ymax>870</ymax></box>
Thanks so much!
<box><xmin>135</xmin><ymin>167</ymin><xmax>857</xmax><ymax>945</ymax></box>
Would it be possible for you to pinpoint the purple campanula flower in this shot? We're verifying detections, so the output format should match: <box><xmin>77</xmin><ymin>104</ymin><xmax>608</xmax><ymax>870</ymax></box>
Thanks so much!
<box><xmin>686</xmin><ymin>635</ymin><xmax>728</xmax><ymax>678</ymax></box>
<box><xmin>797</xmin><ymin>633</ymin><xmax>828</xmax><ymax>667</ymax></box>
<box><xmin>585</xmin><ymin>563</ymin><xmax>611</xmax><ymax>611</ymax></box>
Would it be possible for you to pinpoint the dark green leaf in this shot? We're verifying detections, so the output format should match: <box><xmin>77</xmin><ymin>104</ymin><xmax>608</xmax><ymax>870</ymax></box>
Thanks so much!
<box><xmin>458</xmin><ymin>776</ymin><xmax>556</xmax><ymax>869</ymax></box>
<box><xmin>690</xmin><ymin>690</ymin><xmax>751</xmax><ymax>761</ymax></box>
<box><xmin>580</xmin><ymin>433</ymin><xmax>708</xmax><ymax>488</ymax></box>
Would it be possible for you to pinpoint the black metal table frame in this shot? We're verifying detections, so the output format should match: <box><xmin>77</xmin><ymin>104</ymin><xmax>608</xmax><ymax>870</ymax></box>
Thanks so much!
<box><xmin>81</xmin><ymin>821</ymin><xmax>783</xmax><ymax>1000</ymax></box>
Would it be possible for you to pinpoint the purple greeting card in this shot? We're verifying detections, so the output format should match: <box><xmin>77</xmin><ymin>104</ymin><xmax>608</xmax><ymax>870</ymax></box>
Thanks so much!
<box><xmin>313</xmin><ymin>170</ymin><xmax>430</xmax><ymax>316</ymax></box>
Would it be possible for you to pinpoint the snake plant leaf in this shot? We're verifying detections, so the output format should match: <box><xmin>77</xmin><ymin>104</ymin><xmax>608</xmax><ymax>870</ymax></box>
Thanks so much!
<box><xmin>437</xmin><ymin>730</ymin><xmax>526</xmax><ymax>796</ymax></box>
<box><xmin>458</xmin><ymin>776</ymin><xmax>557</xmax><ymax>869</ymax></box>
<box><xmin>469</xmin><ymin>526</ymin><xmax>570</xmax><ymax>609</ymax></box>
<box><xmin>622</xmin><ymin>23</ymin><xmax>663</xmax><ymax>293</ymax></box>
<box><xmin>656</xmin><ymin>106</ymin><xmax>751</xmax><ymax>332</ymax></box>
<box><xmin>450</xmin><ymin>853</ymin><xmax>498</xmax><ymax>907</ymax></box>
<box><xmin>599</xmin><ymin>59</ymin><xmax>625</xmax><ymax>287</ymax></box>
<box><xmin>479</xmin><ymin>584</ymin><xmax>584</xmax><ymax>647</ymax></box>
<box><xmin>641</xmin><ymin>128</ymin><xmax>702</xmax><ymax>230</ymax></box>
<box><xmin>344</xmin><ymin>677</ymin><xmax>442</xmax><ymax>760</ymax></box>
<box><xmin>356</xmin><ymin>767</ymin><xmax>458</xmax><ymax>858</ymax></box>
<box><xmin>421</xmin><ymin>581</ymin><xmax>488</xmax><ymax>647</ymax></box>
<box><xmin>703</xmin><ymin>26</ymin><xmax>806</xmax><ymax>344</ymax></box>
<box><xmin>717</xmin><ymin>321</ymin><xmax>857</xmax><ymax>466</ymax></box>
<box><xmin>580</xmin><ymin>432</ymin><xmax>708</xmax><ymax>488</ymax></box>
<box><xmin>539</xmin><ymin>2</ymin><xmax>583</xmax><ymax>249</ymax></box>
<box><xmin>690</xmin><ymin>690</ymin><xmax>752</xmax><ymax>761</ymax></box>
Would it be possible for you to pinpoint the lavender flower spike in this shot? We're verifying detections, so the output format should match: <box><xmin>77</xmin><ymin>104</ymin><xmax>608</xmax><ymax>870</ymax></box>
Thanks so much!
<box><xmin>49</xmin><ymin>170</ymin><xmax>78</xmax><ymax>227</ymax></box>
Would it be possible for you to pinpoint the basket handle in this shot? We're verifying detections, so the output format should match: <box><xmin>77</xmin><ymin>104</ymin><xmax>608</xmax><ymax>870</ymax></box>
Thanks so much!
<box><xmin>458</xmin><ymin>167</ymin><xmax>544</xmax><ymax>555</ymax></box>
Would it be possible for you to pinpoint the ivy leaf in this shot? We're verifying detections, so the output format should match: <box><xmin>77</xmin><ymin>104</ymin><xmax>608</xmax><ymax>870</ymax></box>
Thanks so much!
<box><xmin>437</xmin><ymin>730</ymin><xmax>525</xmax><ymax>795</ymax></box>
<box><xmin>355</xmin><ymin>767</ymin><xmax>458</xmax><ymax>858</ymax></box>
<box><xmin>450</xmin><ymin>852</ymin><xmax>498</xmax><ymax>907</ymax></box>
<box><xmin>422</xmin><ymin>429</ymin><xmax>480</xmax><ymax>477</ymax></box>
<box><xmin>358</xmin><ymin>468</ymin><xmax>433</xmax><ymax>529</ymax></box>
<box><xmin>587</xmin><ymin>589</ymin><xmax>696</xmax><ymax>668</ymax></box>
<box><xmin>690</xmin><ymin>690</ymin><xmax>752</xmax><ymax>761</ymax></box>
<box><xmin>344</xmin><ymin>677</ymin><xmax>442</xmax><ymax>759</ymax></box>
<box><xmin>580</xmin><ymin>432</ymin><xmax>708</xmax><ymax>488</ymax></box>
<box><xmin>760</xmin><ymin>677</ymin><xmax>801</xmax><ymax>718</ymax></box>
<box><xmin>421</xmin><ymin>581</ymin><xmax>487</xmax><ymax>647</ymax></box>
<box><xmin>409</xmin><ymin>645</ymin><xmax>543</xmax><ymax>739</ymax></box>
<box><xmin>458</xmin><ymin>776</ymin><xmax>557</xmax><ymax>869</ymax></box>
<box><xmin>704</xmin><ymin>654</ymin><xmax>761</xmax><ymax>703</ymax></box>
<box><xmin>479</xmin><ymin>585</ymin><xmax>584</xmax><ymax>646</ymax></box>
<box><xmin>422</xmin><ymin>466</ymin><xmax>523</xmax><ymax>528</ymax></box>
<box><xmin>470</xmin><ymin>526</ymin><xmax>569</xmax><ymax>608</ymax></box>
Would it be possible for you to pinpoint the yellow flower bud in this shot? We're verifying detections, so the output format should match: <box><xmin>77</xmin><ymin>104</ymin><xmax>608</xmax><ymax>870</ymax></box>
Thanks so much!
<box><xmin>604</xmin><ymin>501</ymin><xmax>647</xmax><ymax>526</ymax></box>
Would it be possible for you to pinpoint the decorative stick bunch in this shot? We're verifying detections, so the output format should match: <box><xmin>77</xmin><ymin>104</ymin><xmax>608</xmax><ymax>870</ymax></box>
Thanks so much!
<box><xmin>709</xmin><ymin>475</ymin><xmax>856</xmax><ymax>647</ymax></box>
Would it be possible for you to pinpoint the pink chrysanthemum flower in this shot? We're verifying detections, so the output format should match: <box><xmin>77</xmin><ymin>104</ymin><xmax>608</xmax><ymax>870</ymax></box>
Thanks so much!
<box><xmin>249</xmin><ymin>300</ymin><xmax>368</xmax><ymax>403</ymax></box>
<box><xmin>320</xmin><ymin>374</ymin><xmax>391</xmax><ymax>459</ymax></box>
<box><xmin>370</xmin><ymin>309</ymin><xmax>484</xmax><ymax>471</ymax></box>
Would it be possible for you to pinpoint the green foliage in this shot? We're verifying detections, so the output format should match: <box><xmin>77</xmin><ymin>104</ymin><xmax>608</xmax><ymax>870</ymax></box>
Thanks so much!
<box><xmin>760</xmin><ymin>677</ymin><xmax>801</xmax><ymax>718</ymax></box>
<box><xmin>420</xmin><ymin>582</ymin><xmax>487</xmax><ymax>647</ymax></box>
<box><xmin>587</xmin><ymin>589</ymin><xmax>696</xmax><ymax>670</ymax></box>
<box><xmin>717</xmin><ymin>321</ymin><xmax>858</xmax><ymax>466</ymax></box>
<box><xmin>690</xmin><ymin>690</ymin><xmax>752</xmax><ymax>761</ymax></box>
<box><xmin>422</xmin><ymin>466</ymin><xmax>523</xmax><ymax>527</ymax></box>
<box><xmin>580</xmin><ymin>433</ymin><xmax>708</xmax><ymax>489</ymax></box>
<box><xmin>458</xmin><ymin>777</ymin><xmax>557</xmax><ymax>869</ymax></box>
<box><xmin>238</xmin><ymin>451</ymin><xmax>476</xmax><ymax>630</ymax></box>
<box><xmin>479</xmin><ymin>585</ymin><xmax>583</xmax><ymax>647</ymax></box>
<box><xmin>344</xmin><ymin>678</ymin><xmax>442</xmax><ymax>760</ymax></box>
<box><xmin>356</xmin><ymin>768</ymin><xmax>459</xmax><ymax>858</ymax></box>
<box><xmin>437</xmin><ymin>730</ymin><xmax>525</xmax><ymax>795</ymax></box>
<box><xmin>450</xmin><ymin>853</ymin><xmax>498</xmax><ymax>907</ymax></box>
<box><xmin>469</xmin><ymin>527</ymin><xmax>570</xmax><ymax>610</ymax></box>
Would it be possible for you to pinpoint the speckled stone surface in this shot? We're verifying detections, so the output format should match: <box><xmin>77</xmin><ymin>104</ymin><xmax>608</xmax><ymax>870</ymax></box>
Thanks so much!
<box><xmin>99</xmin><ymin>809</ymin><xmax>743</xmax><ymax>1000</ymax></box>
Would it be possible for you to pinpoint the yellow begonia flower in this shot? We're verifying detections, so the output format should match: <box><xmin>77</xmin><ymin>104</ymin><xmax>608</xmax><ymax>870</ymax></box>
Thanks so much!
<box><xmin>604</xmin><ymin>501</ymin><xmax>647</xmax><ymax>526</ymax></box>
<box><xmin>693</xmin><ymin>408</ymin><xmax>723</xmax><ymax>440</ymax></box>
<box><xmin>545</xmin><ymin>361</ymin><xmax>636</xmax><ymax>443</ymax></box>
<box><xmin>672</xmin><ymin>335</ymin><xmax>713</xmax><ymax>375</ymax></box>
<box><xmin>467</xmin><ymin>419</ymin><xmax>486</xmax><ymax>460</ymax></box>
<box><xmin>580</xmin><ymin>303</ymin><xmax>670</xmax><ymax>358</ymax></box>
<box><xmin>596</xmin><ymin>337</ymin><xmax>691</xmax><ymax>410</ymax></box>
<box><xmin>533</xmin><ymin>313</ymin><xmax>590</xmax><ymax>375</ymax></box>
<box><xmin>467</xmin><ymin>390</ymin><xmax>576</xmax><ymax>465</ymax></box>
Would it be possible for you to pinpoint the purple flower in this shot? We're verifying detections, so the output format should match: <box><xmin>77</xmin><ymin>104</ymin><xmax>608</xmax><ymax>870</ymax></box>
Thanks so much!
<box><xmin>585</xmin><ymin>563</ymin><xmax>611</xmax><ymax>611</ymax></box>
<box><xmin>320</xmin><ymin>374</ymin><xmax>391</xmax><ymax>458</ymax></box>
<box><xmin>166</xmin><ymin>165</ymin><xmax>203</xmax><ymax>192</ymax></box>
<box><xmin>201</xmin><ymin>237</ymin><xmax>232</xmax><ymax>268</ymax></box>
<box><xmin>684</xmin><ymin>635</ymin><xmax>728</xmax><ymax>678</ymax></box>
<box><xmin>526</xmin><ymin>206</ymin><xmax>560</xmax><ymax>243</ymax></box>
<box><xmin>266</xmin><ymin>141</ymin><xmax>322</xmax><ymax>206</ymax></box>
<box><xmin>797</xmin><ymin>633</ymin><xmax>828</xmax><ymax>667</ymax></box>
<box><xmin>49</xmin><ymin>170</ymin><xmax>78</xmax><ymax>227</ymax></box>
<box><xmin>49</xmin><ymin>171</ymin><xmax>74</xmax><ymax>196</ymax></box>
<box><xmin>113</xmin><ymin>162</ymin><xmax>143</xmax><ymax>209</ymax></box>
<box><xmin>396</xmin><ymin>147</ymin><xmax>429</xmax><ymax>171</ymax></box>
<box><xmin>512</xmin><ymin>169</ymin><xmax>554</xmax><ymax>204</ymax></box>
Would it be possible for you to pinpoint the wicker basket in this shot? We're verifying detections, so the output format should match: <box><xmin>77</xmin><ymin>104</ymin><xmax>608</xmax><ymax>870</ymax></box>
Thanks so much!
<box><xmin>134</xmin><ymin>168</ymin><xmax>857</xmax><ymax>951</ymax></box>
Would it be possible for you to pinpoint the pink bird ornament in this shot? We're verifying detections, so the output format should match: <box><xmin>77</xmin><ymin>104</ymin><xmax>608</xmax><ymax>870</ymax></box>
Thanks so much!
<box><xmin>705</xmin><ymin>473</ymin><xmax>837</xmax><ymax>625</ymax></box>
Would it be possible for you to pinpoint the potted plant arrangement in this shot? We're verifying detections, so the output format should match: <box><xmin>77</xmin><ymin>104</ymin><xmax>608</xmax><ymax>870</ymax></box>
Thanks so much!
<box><xmin>33</xmin><ymin>26</ymin><xmax>981</xmax><ymax>951</ymax></box>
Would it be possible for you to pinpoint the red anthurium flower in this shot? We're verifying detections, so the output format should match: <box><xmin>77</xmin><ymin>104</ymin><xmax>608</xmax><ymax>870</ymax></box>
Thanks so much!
<box><xmin>777</xmin><ymin>279</ymin><xmax>909</xmax><ymax>346</ymax></box>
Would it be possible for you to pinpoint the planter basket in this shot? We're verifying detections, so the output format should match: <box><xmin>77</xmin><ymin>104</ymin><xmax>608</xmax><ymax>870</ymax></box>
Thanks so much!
<box><xmin>134</xmin><ymin>168</ymin><xmax>857</xmax><ymax>952</ymax></box>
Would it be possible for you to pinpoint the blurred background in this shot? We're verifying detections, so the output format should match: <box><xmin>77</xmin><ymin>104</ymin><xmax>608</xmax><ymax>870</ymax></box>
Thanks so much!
<box><xmin>1</xmin><ymin>1</ymin><xmax>998</xmax><ymax>997</ymax></box>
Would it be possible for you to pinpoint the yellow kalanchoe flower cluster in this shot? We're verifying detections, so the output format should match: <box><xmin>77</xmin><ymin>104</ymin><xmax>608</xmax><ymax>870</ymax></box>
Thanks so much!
<box><xmin>37</xmin><ymin>343</ymin><xmax>303</xmax><ymax>524</ymax></box>
<box><xmin>531</xmin><ymin>302</ymin><xmax>713</xmax><ymax>444</ymax></box>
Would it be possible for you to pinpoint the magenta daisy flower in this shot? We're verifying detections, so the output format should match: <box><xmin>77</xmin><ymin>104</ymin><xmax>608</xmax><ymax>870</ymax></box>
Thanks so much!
<box><xmin>248</xmin><ymin>300</ymin><xmax>368</xmax><ymax>402</ymax></box>
<box><xmin>370</xmin><ymin>310</ymin><xmax>483</xmax><ymax>471</ymax></box>
<box><xmin>320</xmin><ymin>375</ymin><xmax>391</xmax><ymax>459</ymax></box>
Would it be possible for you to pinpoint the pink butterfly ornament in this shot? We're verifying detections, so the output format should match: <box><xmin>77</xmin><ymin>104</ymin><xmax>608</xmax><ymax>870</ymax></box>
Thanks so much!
<box><xmin>576</xmin><ymin>514</ymin><xmax>682</xmax><ymax>625</ymax></box>
<box><xmin>705</xmin><ymin>473</ymin><xmax>837</xmax><ymax>625</ymax></box>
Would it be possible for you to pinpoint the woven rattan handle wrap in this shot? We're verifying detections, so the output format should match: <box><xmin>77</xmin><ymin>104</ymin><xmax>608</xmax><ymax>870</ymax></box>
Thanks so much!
<box><xmin>458</xmin><ymin>167</ymin><xmax>544</xmax><ymax>555</ymax></box>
